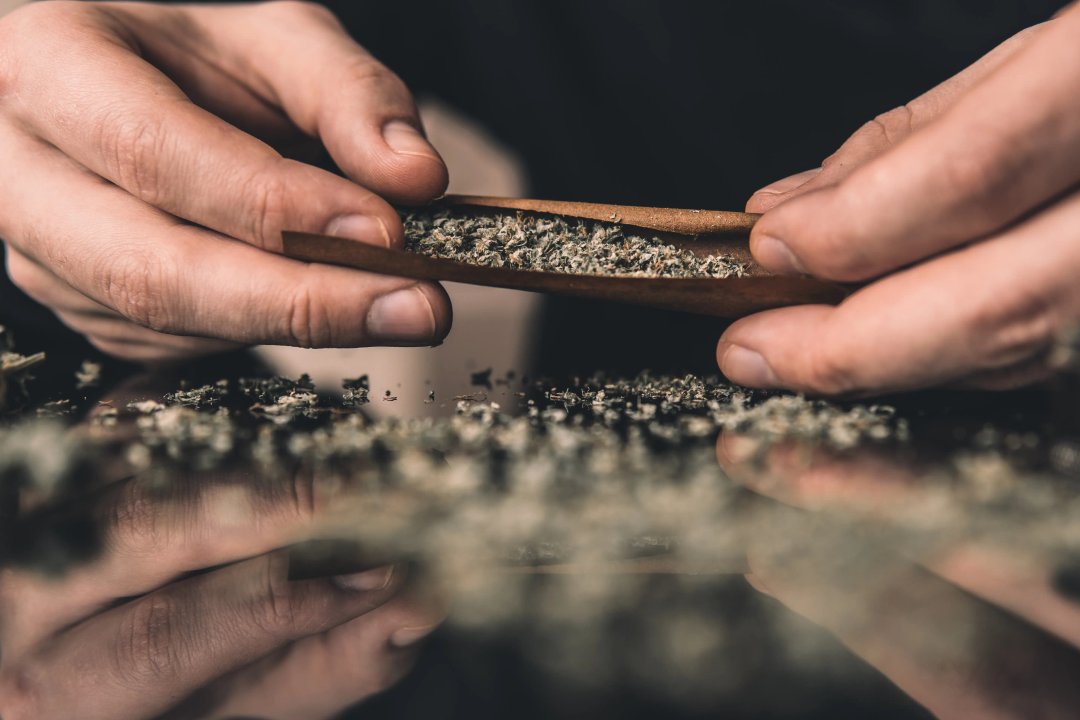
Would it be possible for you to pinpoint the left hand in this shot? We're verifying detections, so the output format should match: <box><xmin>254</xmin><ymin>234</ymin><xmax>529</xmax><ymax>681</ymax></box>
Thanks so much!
<box><xmin>719</xmin><ymin>5</ymin><xmax>1080</xmax><ymax>395</ymax></box>
<box><xmin>716</xmin><ymin>431</ymin><xmax>1080</xmax><ymax>718</ymax></box>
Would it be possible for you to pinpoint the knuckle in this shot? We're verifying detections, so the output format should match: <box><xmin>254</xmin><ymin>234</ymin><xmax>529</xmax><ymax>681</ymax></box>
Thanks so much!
<box><xmin>866</xmin><ymin>105</ymin><xmax>915</xmax><ymax>147</ymax></box>
<box><xmin>249</xmin><ymin>556</ymin><xmax>304</xmax><ymax>638</ymax></box>
<box><xmin>936</xmin><ymin>131</ymin><xmax>1030</xmax><ymax>224</ymax></box>
<box><xmin>970</xmin><ymin>286</ymin><xmax>1057</xmax><ymax>369</ymax></box>
<box><xmin>824</xmin><ymin>104</ymin><xmax>915</xmax><ymax>169</ymax></box>
<box><xmin>246</xmin><ymin>165</ymin><xmax>290</xmax><ymax>249</ymax></box>
<box><xmin>805</xmin><ymin>345</ymin><xmax>860</xmax><ymax>396</ymax></box>
<box><xmin>105</xmin><ymin>480</ymin><xmax>172</xmax><ymax>559</ymax></box>
<box><xmin>1</xmin><ymin>2</ymin><xmax>105</xmax><ymax>103</ymax></box>
<box><xmin>98</xmin><ymin>112</ymin><xmax>170</xmax><ymax>206</ymax></box>
<box><xmin>337</xmin><ymin>54</ymin><xmax>410</xmax><ymax>102</ymax></box>
<box><xmin>97</xmin><ymin>249</ymin><xmax>173</xmax><ymax>332</ymax></box>
<box><xmin>819</xmin><ymin>150</ymin><xmax>844</xmax><ymax>171</ymax></box>
<box><xmin>0</xmin><ymin>665</ymin><xmax>43</xmax><ymax>720</ymax></box>
<box><xmin>114</xmin><ymin>594</ymin><xmax>186</xmax><ymax>685</ymax></box>
<box><xmin>285</xmin><ymin>280</ymin><xmax>334</xmax><ymax>348</ymax></box>
<box><xmin>259</xmin><ymin>1</ymin><xmax>340</xmax><ymax>28</ymax></box>
<box><xmin>282</xmin><ymin>470</ymin><xmax>318</xmax><ymax>526</ymax></box>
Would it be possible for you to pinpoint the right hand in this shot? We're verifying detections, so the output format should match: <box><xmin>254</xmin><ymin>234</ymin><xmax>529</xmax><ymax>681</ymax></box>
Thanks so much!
<box><xmin>0</xmin><ymin>1</ymin><xmax>452</xmax><ymax>361</ymax></box>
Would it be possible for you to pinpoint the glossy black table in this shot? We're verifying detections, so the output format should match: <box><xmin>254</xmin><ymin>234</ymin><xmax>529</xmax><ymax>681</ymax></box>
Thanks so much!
<box><xmin>2</xmin><ymin>354</ymin><xmax>1077</xmax><ymax>720</ymax></box>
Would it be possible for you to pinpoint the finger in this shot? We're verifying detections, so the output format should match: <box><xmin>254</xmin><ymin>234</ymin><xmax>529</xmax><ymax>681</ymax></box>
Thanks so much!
<box><xmin>208</xmin><ymin>583</ymin><xmax>446</xmax><ymax>718</ymax></box>
<box><xmin>0</xmin><ymin>130</ymin><xmax>451</xmax><ymax>348</ymax></box>
<box><xmin>165</xmin><ymin>1</ymin><xmax>449</xmax><ymax>204</ymax></box>
<box><xmin>720</xmin><ymin>435</ymin><xmax>1080</xmax><ymax>652</ymax></box>
<box><xmin>746</xmin><ymin>22</ymin><xmax>1047</xmax><ymax>215</ymax></box>
<box><xmin>931</xmin><ymin>544</ymin><xmax>1080</xmax><ymax>649</ymax></box>
<box><xmin>747</xmin><ymin>532</ymin><xmax>1080</xmax><ymax>720</ymax></box>
<box><xmin>719</xmin><ymin>187</ymin><xmax>1080</xmax><ymax>395</ymax></box>
<box><xmin>2</xmin><ymin>2</ymin><xmax>406</xmax><ymax>252</ymax></box>
<box><xmin>5</xmin><ymin>246</ymin><xmax>238</xmax><ymax>360</ymax></box>
<box><xmin>0</xmin><ymin>553</ymin><xmax>404</xmax><ymax>720</ymax></box>
<box><xmin>716</xmin><ymin>433</ymin><xmax>921</xmax><ymax>513</ymax></box>
<box><xmin>749</xmin><ymin>13</ymin><xmax>1079</xmax><ymax>280</ymax></box>
<box><xmin>1</xmin><ymin>467</ymin><xmax>357</xmax><ymax>657</ymax></box>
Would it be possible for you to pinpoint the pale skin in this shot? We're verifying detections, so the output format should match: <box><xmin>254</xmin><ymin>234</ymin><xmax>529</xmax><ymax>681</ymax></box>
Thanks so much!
<box><xmin>1</xmin><ymin>2</ymin><xmax>1077</xmax><ymax>392</ymax></box>
<box><xmin>721</xmin><ymin>4</ymin><xmax>1080</xmax><ymax>395</ymax></box>
<box><xmin>716</xmin><ymin>431</ymin><xmax>1080</xmax><ymax>718</ymax></box>
<box><xmin>0</xmin><ymin>467</ymin><xmax>446</xmax><ymax>720</ymax></box>
<box><xmin>0</xmin><ymin>0</ymin><xmax>452</xmax><ymax>361</ymax></box>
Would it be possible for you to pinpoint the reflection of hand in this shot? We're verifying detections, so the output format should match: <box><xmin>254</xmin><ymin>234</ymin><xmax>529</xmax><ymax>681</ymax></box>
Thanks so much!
<box><xmin>720</xmin><ymin>7</ymin><xmax>1080</xmax><ymax>394</ymax></box>
<box><xmin>0</xmin><ymin>471</ymin><xmax>443</xmax><ymax>719</ymax></box>
<box><xmin>0</xmin><ymin>2</ymin><xmax>451</xmax><ymax>361</ymax></box>
<box><xmin>717</xmin><ymin>431</ymin><xmax>1080</xmax><ymax>718</ymax></box>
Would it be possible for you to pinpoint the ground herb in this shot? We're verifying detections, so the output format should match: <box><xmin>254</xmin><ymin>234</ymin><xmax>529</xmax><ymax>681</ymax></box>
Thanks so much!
<box><xmin>0</xmin><ymin>327</ymin><xmax>45</xmax><ymax>414</ymax></box>
<box><xmin>164</xmin><ymin>380</ymin><xmax>228</xmax><ymax>409</ymax></box>
<box><xmin>240</xmin><ymin>375</ymin><xmax>315</xmax><ymax>404</ymax></box>
<box><xmin>471</xmin><ymin>367</ymin><xmax>493</xmax><ymax>389</ymax></box>
<box><xmin>342</xmin><ymin>376</ymin><xmax>370</xmax><ymax>407</ymax></box>
<box><xmin>402</xmin><ymin>208</ymin><xmax>748</xmax><ymax>279</ymax></box>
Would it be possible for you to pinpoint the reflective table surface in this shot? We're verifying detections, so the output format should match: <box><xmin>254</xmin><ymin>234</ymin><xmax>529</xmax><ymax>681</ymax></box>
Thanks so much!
<box><xmin>2</xmin><ymin>350</ymin><xmax>1079</xmax><ymax>719</ymax></box>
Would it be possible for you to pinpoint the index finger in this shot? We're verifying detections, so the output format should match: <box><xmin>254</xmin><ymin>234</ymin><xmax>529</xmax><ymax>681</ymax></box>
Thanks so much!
<box><xmin>751</xmin><ymin>6</ymin><xmax>1080</xmax><ymax>282</ymax></box>
<box><xmin>1</xmin><ymin>2</ymin><xmax>423</xmax><ymax>251</ymax></box>
<box><xmin>719</xmin><ymin>185</ymin><xmax>1080</xmax><ymax>395</ymax></box>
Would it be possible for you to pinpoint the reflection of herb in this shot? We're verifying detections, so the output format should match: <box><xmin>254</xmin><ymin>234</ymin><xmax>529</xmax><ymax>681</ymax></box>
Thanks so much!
<box><xmin>403</xmin><ymin>209</ymin><xmax>747</xmax><ymax>279</ymax></box>
<box><xmin>36</xmin><ymin>400</ymin><xmax>73</xmax><ymax>418</ymax></box>
<box><xmin>75</xmin><ymin>360</ymin><xmax>102</xmax><ymax>389</ymax></box>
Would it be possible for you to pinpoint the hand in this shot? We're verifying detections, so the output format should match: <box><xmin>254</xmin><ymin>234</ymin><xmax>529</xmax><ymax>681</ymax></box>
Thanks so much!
<box><xmin>719</xmin><ymin>6</ymin><xmax>1080</xmax><ymax>394</ymax></box>
<box><xmin>0</xmin><ymin>466</ymin><xmax>444</xmax><ymax>720</ymax></box>
<box><xmin>716</xmin><ymin>431</ymin><xmax>1080</xmax><ymax>718</ymax></box>
<box><xmin>0</xmin><ymin>1</ymin><xmax>452</xmax><ymax>361</ymax></box>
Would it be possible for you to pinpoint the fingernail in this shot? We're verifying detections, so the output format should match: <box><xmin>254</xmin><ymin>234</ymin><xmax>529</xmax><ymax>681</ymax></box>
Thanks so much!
<box><xmin>333</xmin><ymin>565</ymin><xmax>395</xmax><ymax>592</ymax></box>
<box><xmin>389</xmin><ymin>624</ymin><xmax>439</xmax><ymax>648</ymax></box>
<box><xmin>325</xmin><ymin>214</ymin><xmax>392</xmax><ymax>248</ymax></box>
<box><xmin>752</xmin><ymin>235</ymin><xmax>806</xmax><ymax>276</ymax></box>
<box><xmin>719</xmin><ymin>342</ymin><xmax>781</xmax><ymax>388</ymax></box>
<box><xmin>383</xmin><ymin>120</ymin><xmax>441</xmax><ymax>162</ymax></box>
<box><xmin>367</xmin><ymin>286</ymin><xmax>437</xmax><ymax>344</ymax></box>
